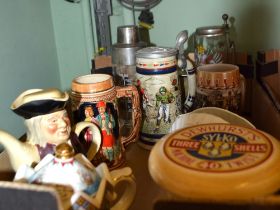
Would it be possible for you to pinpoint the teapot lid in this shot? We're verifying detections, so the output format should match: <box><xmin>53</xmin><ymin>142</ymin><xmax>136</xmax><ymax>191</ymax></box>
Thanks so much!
<box><xmin>27</xmin><ymin>143</ymin><xmax>101</xmax><ymax>194</ymax></box>
<box><xmin>55</xmin><ymin>142</ymin><xmax>75</xmax><ymax>159</ymax></box>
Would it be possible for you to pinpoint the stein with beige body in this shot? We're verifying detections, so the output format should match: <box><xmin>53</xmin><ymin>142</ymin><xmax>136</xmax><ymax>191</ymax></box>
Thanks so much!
<box><xmin>194</xmin><ymin>63</ymin><xmax>245</xmax><ymax>113</ymax></box>
<box><xmin>0</xmin><ymin>88</ymin><xmax>102</xmax><ymax>171</ymax></box>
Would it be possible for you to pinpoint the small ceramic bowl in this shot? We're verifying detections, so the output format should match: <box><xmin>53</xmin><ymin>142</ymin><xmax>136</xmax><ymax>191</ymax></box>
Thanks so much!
<box><xmin>191</xmin><ymin>107</ymin><xmax>255</xmax><ymax>128</ymax></box>
<box><xmin>170</xmin><ymin>112</ymin><xmax>229</xmax><ymax>132</ymax></box>
<box><xmin>170</xmin><ymin>107</ymin><xmax>255</xmax><ymax>133</ymax></box>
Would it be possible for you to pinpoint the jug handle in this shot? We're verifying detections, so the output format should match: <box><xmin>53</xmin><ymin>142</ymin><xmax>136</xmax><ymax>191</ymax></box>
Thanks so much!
<box><xmin>74</xmin><ymin>121</ymin><xmax>102</xmax><ymax>161</ymax></box>
<box><xmin>116</xmin><ymin>86</ymin><xmax>142</xmax><ymax>147</ymax></box>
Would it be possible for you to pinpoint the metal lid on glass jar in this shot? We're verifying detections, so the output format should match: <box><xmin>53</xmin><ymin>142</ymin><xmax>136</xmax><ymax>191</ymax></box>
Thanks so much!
<box><xmin>196</xmin><ymin>25</ymin><xmax>225</xmax><ymax>37</ymax></box>
<box><xmin>136</xmin><ymin>47</ymin><xmax>177</xmax><ymax>59</ymax></box>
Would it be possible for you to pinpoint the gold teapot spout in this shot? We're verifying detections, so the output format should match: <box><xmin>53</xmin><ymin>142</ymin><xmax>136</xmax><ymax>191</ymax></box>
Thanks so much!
<box><xmin>0</xmin><ymin>129</ymin><xmax>40</xmax><ymax>171</ymax></box>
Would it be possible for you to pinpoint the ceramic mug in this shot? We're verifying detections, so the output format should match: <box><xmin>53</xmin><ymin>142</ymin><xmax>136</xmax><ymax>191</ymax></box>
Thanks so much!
<box><xmin>193</xmin><ymin>63</ymin><xmax>245</xmax><ymax>114</ymax></box>
<box><xmin>71</xmin><ymin>74</ymin><xmax>141</xmax><ymax>169</ymax></box>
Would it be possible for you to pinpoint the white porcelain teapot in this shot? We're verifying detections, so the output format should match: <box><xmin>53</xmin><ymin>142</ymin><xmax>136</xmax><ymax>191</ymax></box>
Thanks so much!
<box><xmin>14</xmin><ymin>143</ymin><xmax>136</xmax><ymax>210</ymax></box>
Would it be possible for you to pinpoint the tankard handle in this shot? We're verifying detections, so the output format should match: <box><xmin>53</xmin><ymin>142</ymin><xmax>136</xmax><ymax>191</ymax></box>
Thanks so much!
<box><xmin>116</xmin><ymin>86</ymin><xmax>142</xmax><ymax>147</ymax></box>
<box><xmin>73</xmin><ymin>121</ymin><xmax>102</xmax><ymax>161</ymax></box>
<box><xmin>240</xmin><ymin>74</ymin><xmax>246</xmax><ymax>114</ymax></box>
<box><xmin>175</xmin><ymin>31</ymin><xmax>196</xmax><ymax>112</ymax></box>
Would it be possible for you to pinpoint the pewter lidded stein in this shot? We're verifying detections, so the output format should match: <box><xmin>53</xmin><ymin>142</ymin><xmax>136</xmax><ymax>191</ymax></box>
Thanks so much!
<box><xmin>195</xmin><ymin>14</ymin><xmax>235</xmax><ymax>66</ymax></box>
<box><xmin>135</xmin><ymin>47</ymin><xmax>182</xmax><ymax>149</ymax></box>
<box><xmin>112</xmin><ymin>25</ymin><xmax>146</xmax><ymax>137</ymax></box>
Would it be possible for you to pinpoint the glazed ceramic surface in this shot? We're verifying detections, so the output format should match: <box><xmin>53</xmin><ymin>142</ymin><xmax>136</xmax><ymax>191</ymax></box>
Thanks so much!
<box><xmin>149</xmin><ymin>124</ymin><xmax>280</xmax><ymax>199</ymax></box>
<box><xmin>14</xmin><ymin>143</ymin><xmax>136</xmax><ymax>210</ymax></box>
<box><xmin>71</xmin><ymin>74</ymin><xmax>141</xmax><ymax>169</ymax></box>
<box><xmin>169</xmin><ymin>112</ymin><xmax>229</xmax><ymax>133</ymax></box>
<box><xmin>193</xmin><ymin>64</ymin><xmax>244</xmax><ymax>113</ymax></box>
<box><xmin>135</xmin><ymin>47</ymin><xmax>182</xmax><ymax>148</ymax></box>
<box><xmin>0</xmin><ymin>88</ymin><xmax>102</xmax><ymax>172</ymax></box>
<box><xmin>170</xmin><ymin>107</ymin><xmax>255</xmax><ymax>132</ymax></box>
<box><xmin>191</xmin><ymin>107</ymin><xmax>255</xmax><ymax>129</ymax></box>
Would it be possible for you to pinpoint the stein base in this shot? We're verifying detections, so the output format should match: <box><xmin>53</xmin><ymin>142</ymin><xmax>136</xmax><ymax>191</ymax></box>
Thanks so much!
<box><xmin>137</xmin><ymin>141</ymin><xmax>154</xmax><ymax>150</ymax></box>
<box><xmin>138</xmin><ymin>132</ymin><xmax>165</xmax><ymax>150</ymax></box>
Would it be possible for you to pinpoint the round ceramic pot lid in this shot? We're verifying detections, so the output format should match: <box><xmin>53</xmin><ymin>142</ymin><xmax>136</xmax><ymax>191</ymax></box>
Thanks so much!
<box><xmin>148</xmin><ymin>123</ymin><xmax>280</xmax><ymax>200</ymax></box>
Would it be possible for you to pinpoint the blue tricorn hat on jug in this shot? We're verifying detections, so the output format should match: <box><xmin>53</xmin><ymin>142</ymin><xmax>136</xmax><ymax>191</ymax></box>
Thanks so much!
<box><xmin>11</xmin><ymin>88</ymin><xmax>69</xmax><ymax>119</ymax></box>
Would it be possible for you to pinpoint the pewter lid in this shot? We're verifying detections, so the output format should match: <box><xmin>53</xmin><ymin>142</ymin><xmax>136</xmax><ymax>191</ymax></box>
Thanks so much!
<box><xmin>117</xmin><ymin>25</ymin><xmax>139</xmax><ymax>44</ymax></box>
<box><xmin>136</xmin><ymin>47</ymin><xmax>177</xmax><ymax>59</ymax></box>
<box><xmin>196</xmin><ymin>25</ymin><xmax>225</xmax><ymax>37</ymax></box>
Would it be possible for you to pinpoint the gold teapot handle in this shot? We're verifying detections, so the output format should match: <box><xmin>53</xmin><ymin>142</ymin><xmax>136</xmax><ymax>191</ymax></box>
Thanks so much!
<box><xmin>73</xmin><ymin>121</ymin><xmax>102</xmax><ymax>161</ymax></box>
<box><xmin>110</xmin><ymin>167</ymin><xmax>136</xmax><ymax>210</ymax></box>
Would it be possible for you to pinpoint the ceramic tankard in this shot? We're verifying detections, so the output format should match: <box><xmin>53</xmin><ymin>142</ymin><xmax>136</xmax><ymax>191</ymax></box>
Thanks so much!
<box><xmin>71</xmin><ymin>74</ymin><xmax>141</xmax><ymax>169</ymax></box>
<box><xmin>0</xmin><ymin>88</ymin><xmax>102</xmax><ymax>172</ymax></box>
<box><xmin>14</xmin><ymin>143</ymin><xmax>136</xmax><ymax>210</ymax></box>
<box><xmin>135</xmin><ymin>47</ymin><xmax>184</xmax><ymax>149</ymax></box>
<box><xmin>193</xmin><ymin>63</ymin><xmax>245</xmax><ymax>114</ymax></box>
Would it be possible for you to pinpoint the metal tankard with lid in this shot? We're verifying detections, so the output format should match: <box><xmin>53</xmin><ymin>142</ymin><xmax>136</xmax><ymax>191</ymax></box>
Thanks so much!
<box><xmin>194</xmin><ymin>14</ymin><xmax>235</xmax><ymax>66</ymax></box>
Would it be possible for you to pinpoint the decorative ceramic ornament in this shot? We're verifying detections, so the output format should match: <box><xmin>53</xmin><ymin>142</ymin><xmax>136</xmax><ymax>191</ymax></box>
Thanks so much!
<box><xmin>71</xmin><ymin>74</ymin><xmax>141</xmax><ymax>169</ymax></box>
<box><xmin>0</xmin><ymin>88</ymin><xmax>102</xmax><ymax>171</ymax></box>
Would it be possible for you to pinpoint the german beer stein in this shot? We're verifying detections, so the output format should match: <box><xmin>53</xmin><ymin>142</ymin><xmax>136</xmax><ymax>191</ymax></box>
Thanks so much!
<box><xmin>135</xmin><ymin>47</ymin><xmax>182</xmax><ymax>149</ymax></box>
<box><xmin>194</xmin><ymin>14</ymin><xmax>235</xmax><ymax>66</ymax></box>
<box><xmin>71</xmin><ymin>74</ymin><xmax>141</xmax><ymax>169</ymax></box>
<box><xmin>193</xmin><ymin>63</ymin><xmax>245</xmax><ymax>114</ymax></box>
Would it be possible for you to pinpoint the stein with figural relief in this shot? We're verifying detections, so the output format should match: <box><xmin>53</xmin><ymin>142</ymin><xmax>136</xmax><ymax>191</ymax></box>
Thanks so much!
<box><xmin>71</xmin><ymin>74</ymin><xmax>141</xmax><ymax>169</ymax></box>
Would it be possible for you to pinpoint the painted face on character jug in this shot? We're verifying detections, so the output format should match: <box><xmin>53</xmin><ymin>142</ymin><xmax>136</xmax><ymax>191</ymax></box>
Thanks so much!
<box><xmin>40</xmin><ymin>110</ymin><xmax>71</xmax><ymax>145</ymax></box>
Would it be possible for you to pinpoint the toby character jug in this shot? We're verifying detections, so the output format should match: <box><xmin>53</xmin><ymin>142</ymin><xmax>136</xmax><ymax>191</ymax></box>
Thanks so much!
<box><xmin>71</xmin><ymin>74</ymin><xmax>141</xmax><ymax>169</ymax></box>
<box><xmin>14</xmin><ymin>143</ymin><xmax>136</xmax><ymax>210</ymax></box>
<box><xmin>0</xmin><ymin>88</ymin><xmax>102</xmax><ymax>172</ymax></box>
